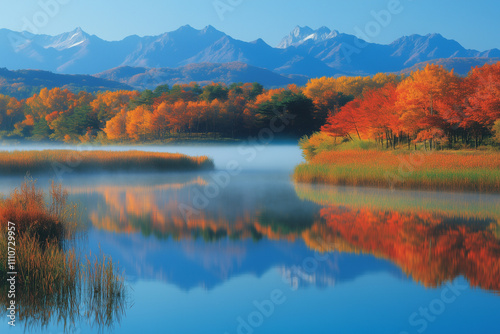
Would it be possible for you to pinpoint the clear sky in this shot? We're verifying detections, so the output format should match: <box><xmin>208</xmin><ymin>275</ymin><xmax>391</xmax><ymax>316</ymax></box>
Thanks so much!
<box><xmin>0</xmin><ymin>0</ymin><xmax>498</xmax><ymax>51</ymax></box>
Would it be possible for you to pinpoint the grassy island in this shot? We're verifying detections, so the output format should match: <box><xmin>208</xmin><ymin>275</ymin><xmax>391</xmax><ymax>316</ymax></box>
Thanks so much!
<box><xmin>0</xmin><ymin>150</ymin><xmax>214</xmax><ymax>175</ymax></box>
<box><xmin>294</xmin><ymin>137</ymin><xmax>500</xmax><ymax>193</ymax></box>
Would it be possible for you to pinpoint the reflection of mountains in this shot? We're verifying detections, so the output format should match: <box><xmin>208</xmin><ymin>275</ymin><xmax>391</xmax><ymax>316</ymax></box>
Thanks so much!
<box><xmin>69</xmin><ymin>174</ymin><xmax>499</xmax><ymax>292</ymax></box>
<box><xmin>92</xmin><ymin>234</ymin><xmax>401</xmax><ymax>291</ymax></box>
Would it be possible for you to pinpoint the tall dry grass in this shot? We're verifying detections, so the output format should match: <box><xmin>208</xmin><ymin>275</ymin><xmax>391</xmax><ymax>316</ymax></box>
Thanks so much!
<box><xmin>294</xmin><ymin>150</ymin><xmax>500</xmax><ymax>192</ymax></box>
<box><xmin>0</xmin><ymin>150</ymin><xmax>214</xmax><ymax>175</ymax></box>
<box><xmin>83</xmin><ymin>250</ymin><xmax>127</xmax><ymax>329</ymax></box>
<box><xmin>0</xmin><ymin>180</ymin><xmax>127</xmax><ymax>330</ymax></box>
<box><xmin>0</xmin><ymin>179</ymin><xmax>66</xmax><ymax>244</ymax></box>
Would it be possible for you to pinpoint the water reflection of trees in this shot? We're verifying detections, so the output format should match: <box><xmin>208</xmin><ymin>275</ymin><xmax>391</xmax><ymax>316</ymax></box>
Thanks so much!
<box><xmin>69</xmin><ymin>178</ymin><xmax>500</xmax><ymax>293</ymax></box>
<box><xmin>304</xmin><ymin>207</ymin><xmax>500</xmax><ymax>292</ymax></box>
<box><xmin>71</xmin><ymin>177</ymin><xmax>319</xmax><ymax>242</ymax></box>
<box><xmin>297</xmin><ymin>183</ymin><xmax>500</xmax><ymax>293</ymax></box>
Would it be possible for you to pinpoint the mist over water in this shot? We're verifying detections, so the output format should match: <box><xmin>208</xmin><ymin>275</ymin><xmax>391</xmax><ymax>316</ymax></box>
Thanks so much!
<box><xmin>0</xmin><ymin>143</ymin><xmax>305</xmax><ymax>172</ymax></box>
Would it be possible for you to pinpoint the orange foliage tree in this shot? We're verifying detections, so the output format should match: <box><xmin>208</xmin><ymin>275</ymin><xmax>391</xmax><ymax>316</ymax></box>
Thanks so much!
<box><xmin>320</xmin><ymin>63</ymin><xmax>500</xmax><ymax>149</ymax></box>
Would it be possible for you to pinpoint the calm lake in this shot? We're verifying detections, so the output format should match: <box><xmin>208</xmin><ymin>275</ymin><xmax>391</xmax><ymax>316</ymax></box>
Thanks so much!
<box><xmin>1</xmin><ymin>144</ymin><xmax>499</xmax><ymax>334</ymax></box>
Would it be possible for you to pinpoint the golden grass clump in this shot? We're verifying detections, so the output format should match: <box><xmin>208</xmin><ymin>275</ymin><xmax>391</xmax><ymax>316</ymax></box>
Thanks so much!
<box><xmin>0</xmin><ymin>179</ymin><xmax>66</xmax><ymax>244</ymax></box>
<box><xmin>0</xmin><ymin>180</ymin><xmax>127</xmax><ymax>330</ymax></box>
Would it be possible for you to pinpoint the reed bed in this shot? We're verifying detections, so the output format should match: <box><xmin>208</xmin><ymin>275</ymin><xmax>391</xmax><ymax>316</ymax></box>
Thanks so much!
<box><xmin>0</xmin><ymin>150</ymin><xmax>214</xmax><ymax>175</ymax></box>
<box><xmin>0</xmin><ymin>180</ymin><xmax>66</xmax><ymax>244</ymax></box>
<box><xmin>294</xmin><ymin>150</ymin><xmax>500</xmax><ymax>192</ymax></box>
<box><xmin>0</xmin><ymin>234</ymin><xmax>80</xmax><ymax>329</ymax></box>
<box><xmin>0</xmin><ymin>180</ymin><xmax>127</xmax><ymax>330</ymax></box>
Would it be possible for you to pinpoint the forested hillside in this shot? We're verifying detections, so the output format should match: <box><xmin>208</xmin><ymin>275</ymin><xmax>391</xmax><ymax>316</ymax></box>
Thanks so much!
<box><xmin>1</xmin><ymin>62</ymin><xmax>499</xmax><ymax>148</ymax></box>
<box><xmin>0</xmin><ymin>68</ymin><xmax>132</xmax><ymax>99</ymax></box>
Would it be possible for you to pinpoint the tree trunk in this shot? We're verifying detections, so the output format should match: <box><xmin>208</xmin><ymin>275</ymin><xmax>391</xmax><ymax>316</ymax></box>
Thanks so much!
<box><xmin>354</xmin><ymin>125</ymin><xmax>361</xmax><ymax>141</ymax></box>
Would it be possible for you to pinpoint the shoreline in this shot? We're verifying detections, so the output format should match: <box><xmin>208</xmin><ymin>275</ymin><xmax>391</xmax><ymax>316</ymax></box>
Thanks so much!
<box><xmin>293</xmin><ymin>149</ymin><xmax>500</xmax><ymax>193</ymax></box>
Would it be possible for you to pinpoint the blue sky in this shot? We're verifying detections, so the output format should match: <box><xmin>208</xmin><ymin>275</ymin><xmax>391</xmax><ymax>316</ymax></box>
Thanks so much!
<box><xmin>0</xmin><ymin>0</ymin><xmax>498</xmax><ymax>50</ymax></box>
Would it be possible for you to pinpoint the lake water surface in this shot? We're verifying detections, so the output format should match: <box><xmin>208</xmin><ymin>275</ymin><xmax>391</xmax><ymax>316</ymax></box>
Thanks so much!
<box><xmin>1</xmin><ymin>144</ymin><xmax>499</xmax><ymax>334</ymax></box>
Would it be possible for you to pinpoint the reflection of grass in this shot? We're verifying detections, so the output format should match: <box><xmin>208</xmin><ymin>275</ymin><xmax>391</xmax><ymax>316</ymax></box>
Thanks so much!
<box><xmin>0</xmin><ymin>180</ymin><xmax>127</xmax><ymax>330</ymax></box>
<box><xmin>0</xmin><ymin>234</ymin><xmax>80</xmax><ymax>329</ymax></box>
<box><xmin>70</xmin><ymin>176</ymin><xmax>208</xmax><ymax>195</ymax></box>
<box><xmin>294</xmin><ymin>183</ymin><xmax>500</xmax><ymax>221</ymax></box>
<box><xmin>84</xmin><ymin>251</ymin><xmax>126</xmax><ymax>329</ymax></box>
<box><xmin>0</xmin><ymin>150</ymin><xmax>214</xmax><ymax>174</ymax></box>
<box><xmin>293</xmin><ymin>150</ymin><xmax>500</xmax><ymax>192</ymax></box>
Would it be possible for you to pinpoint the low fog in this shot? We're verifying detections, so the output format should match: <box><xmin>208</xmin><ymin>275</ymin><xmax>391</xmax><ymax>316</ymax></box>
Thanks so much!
<box><xmin>0</xmin><ymin>142</ymin><xmax>305</xmax><ymax>172</ymax></box>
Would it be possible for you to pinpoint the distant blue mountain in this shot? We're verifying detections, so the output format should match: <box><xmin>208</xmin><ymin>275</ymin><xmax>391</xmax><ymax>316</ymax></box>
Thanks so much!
<box><xmin>279</xmin><ymin>26</ymin><xmax>500</xmax><ymax>74</ymax></box>
<box><xmin>0</xmin><ymin>25</ymin><xmax>499</xmax><ymax>79</ymax></box>
<box><xmin>94</xmin><ymin>62</ymin><xmax>309</xmax><ymax>90</ymax></box>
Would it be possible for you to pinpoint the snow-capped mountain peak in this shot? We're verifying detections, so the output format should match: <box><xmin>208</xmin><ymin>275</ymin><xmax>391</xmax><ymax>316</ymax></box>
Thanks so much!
<box><xmin>0</xmin><ymin>25</ymin><xmax>497</xmax><ymax>78</ymax></box>
<box><xmin>277</xmin><ymin>26</ymin><xmax>339</xmax><ymax>48</ymax></box>
<box><xmin>41</xmin><ymin>27</ymin><xmax>89</xmax><ymax>50</ymax></box>
<box><xmin>277</xmin><ymin>26</ymin><xmax>314</xmax><ymax>48</ymax></box>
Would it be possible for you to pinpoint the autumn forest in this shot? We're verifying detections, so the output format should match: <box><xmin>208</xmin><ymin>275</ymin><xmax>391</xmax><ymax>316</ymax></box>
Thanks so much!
<box><xmin>1</xmin><ymin>62</ymin><xmax>499</xmax><ymax>148</ymax></box>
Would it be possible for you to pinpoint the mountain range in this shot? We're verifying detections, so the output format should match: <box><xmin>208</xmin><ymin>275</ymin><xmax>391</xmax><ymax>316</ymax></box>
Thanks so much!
<box><xmin>0</xmin><ymin>25</ymin><xmax>499</xmax><ymax>91</ymax></box>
